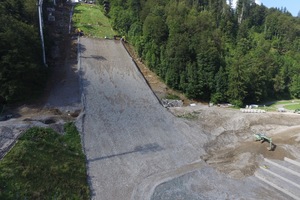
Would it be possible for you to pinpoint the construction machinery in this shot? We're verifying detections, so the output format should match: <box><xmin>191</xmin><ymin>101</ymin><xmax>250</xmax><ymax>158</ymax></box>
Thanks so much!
<box><xmin>254</xmin><ymin>133</ymin><xmax>274</xmax><ymax>151</ymax></box>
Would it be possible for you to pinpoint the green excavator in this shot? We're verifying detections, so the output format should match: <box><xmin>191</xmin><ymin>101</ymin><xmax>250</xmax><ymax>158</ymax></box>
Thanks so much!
<box><xmin>254</xmin><ymin>133</ymin><xmax>275</xmax><ymax>151</ymax></box>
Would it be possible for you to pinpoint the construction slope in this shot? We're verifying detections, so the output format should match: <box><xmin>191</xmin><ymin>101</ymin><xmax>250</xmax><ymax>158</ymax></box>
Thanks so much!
<box><xmin>78</xmin><ymin>38</ymin><xmax>299</xmax><ymax>200</ymax></box>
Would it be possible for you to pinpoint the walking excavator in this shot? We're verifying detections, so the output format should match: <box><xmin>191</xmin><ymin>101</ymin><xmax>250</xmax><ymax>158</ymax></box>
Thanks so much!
<box><xmin>254</xmin><ymin>133</ymin><xmax>275</xmax><ymax>151</ymax></box>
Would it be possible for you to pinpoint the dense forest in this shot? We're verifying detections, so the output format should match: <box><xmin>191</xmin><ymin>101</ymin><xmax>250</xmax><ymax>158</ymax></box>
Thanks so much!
<box><xmin>1</xmin><ymin>0</ymin><xmax>300</xmax><ymax>107</ymax></box>
<box><xmin>0</xmin><ymin>0</ymin><xmax>47</xmax><ymax>103</ymax></box>
<box><xmin>102</xmin><ymin>0</ymin><xmax>300</xmax><ymax>106</ymax></box>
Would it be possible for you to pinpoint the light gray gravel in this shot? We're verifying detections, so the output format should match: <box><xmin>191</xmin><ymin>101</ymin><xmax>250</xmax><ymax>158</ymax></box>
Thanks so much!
<box><xmin>151</xmin><ymin>167</ymin><xmax>293</xmax><ymax>200</ymax></box>
<box><xmin>79</xmin><ymin>38</ymin><xmax>207</xmax><ymax>200</ymax></box>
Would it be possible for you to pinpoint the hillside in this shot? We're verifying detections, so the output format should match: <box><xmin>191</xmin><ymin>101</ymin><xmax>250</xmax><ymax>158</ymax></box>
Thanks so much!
<box><xmin>0</xmin><ymin>0</ymin><xmax>47</xmax><ymax>103</ymax></box>
<box><xmin>107</xmin><ymin>0</ymin><xmax>300</xmax><ymax>106</ymax></box>
<box><xmin>1</xmin><ymin>1</ymin><xmax>300</xmax><ymax>199</ymax></box>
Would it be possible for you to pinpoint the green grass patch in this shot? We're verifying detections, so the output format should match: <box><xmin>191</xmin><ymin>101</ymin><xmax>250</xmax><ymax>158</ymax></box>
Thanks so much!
<box><xmin>0</xmin><ymin>123</ymin><xmax>90</xmax><ymax>199</ymax></box>
<box><xmin>273</xmin><ymin>100</ymin><xmax>300</xmax><ymax>105</ymax></box>
<box><xmin>263</xmin><ymin>100</ymin><xmax>300</xmax><ymax>111</ymax></box>
<box><xmin>266</xmin><ymin>100</ymin><xmax>300</xmax><ymax>106</ymax></box>
<box><xmin>164</xmin><ymin>93</ymin><xmax>180</xmax><ymax>100</ymax></box>
<box><xmin>73</xmin><ymin>3</ymin><xmax>116</xmax><ymax>38</ymax></box>
<box><xmin>284</xmin><ymin>104</ymin><xmax>300</xmax><ymax>110</ymax></box>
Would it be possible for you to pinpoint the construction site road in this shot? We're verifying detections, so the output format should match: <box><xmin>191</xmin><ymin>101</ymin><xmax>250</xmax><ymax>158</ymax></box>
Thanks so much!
<box><xmin>77</xmin><ymin>38</ymin><xmax>293</xmax><ymax>200</ymax></box>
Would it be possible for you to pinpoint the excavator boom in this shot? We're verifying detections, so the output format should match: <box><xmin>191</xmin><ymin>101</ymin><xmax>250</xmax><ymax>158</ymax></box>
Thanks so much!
<box><xmin>254</xmin><ymin>133</ymin><xmax>274</xmax><ymax>151</ymax></box>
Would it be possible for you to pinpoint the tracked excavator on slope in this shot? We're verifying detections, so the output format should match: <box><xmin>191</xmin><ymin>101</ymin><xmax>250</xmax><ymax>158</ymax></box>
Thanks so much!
<box><xmin>254</xmin><ymin>133</ymin><xmax>275</xmax><ymax>151</ymax></box>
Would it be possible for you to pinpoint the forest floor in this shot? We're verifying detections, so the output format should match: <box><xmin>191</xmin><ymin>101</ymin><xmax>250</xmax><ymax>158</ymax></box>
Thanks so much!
<box><xmin>0</xmin><ymin>1</ymin><xmax>300</xmax><ymax>199</ymax></box>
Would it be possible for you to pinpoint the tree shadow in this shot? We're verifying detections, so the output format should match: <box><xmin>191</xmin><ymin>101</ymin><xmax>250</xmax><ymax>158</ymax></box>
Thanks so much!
<box><xmin>78</xmin><ymin>43</ymin><xmax>86</xmax><ymax>54</ymax></box>
<box><xmin>81</xmin><ymin>55</ymin><xmax>106</xmax><ymax>60</ymax></box>
<box><xmin>88</xmin><ymin>143</ymin><xmax>164</xmax><ymax>162</ymax></box>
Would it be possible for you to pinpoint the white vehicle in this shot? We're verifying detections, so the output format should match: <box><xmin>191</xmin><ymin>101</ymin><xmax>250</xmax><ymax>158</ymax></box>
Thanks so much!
<box><xmin>277</xmin><ymin>108</ymin><xmax>286</xmax><ymax>112</ymax></box>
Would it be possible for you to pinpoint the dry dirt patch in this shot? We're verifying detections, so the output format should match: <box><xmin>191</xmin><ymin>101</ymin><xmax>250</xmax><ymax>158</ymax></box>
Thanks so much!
<box><xmin>202</xmin><ymin>141</ymin><xmax>296</xmax><ymax>179</ymax></box>
<box><xmin>169</xmin><ymin>105</ymin><xmax>300</xmax><ymax>179</ymax></box>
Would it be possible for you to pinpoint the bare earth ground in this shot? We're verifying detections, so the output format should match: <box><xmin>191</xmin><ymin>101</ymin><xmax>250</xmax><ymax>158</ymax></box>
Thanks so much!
<box><xmin>0</xmin><ymin>2</ymin><xmax>300</xmax><ymax>200</ymax></box>
<box><xmin>169</xmin><ymin>106</ymin><xmax>300</xmax><ymax>179</ymax></box>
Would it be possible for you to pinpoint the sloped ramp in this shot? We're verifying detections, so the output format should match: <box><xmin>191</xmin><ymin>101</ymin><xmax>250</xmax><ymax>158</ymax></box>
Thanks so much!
<box><xmin>255</xmin><ymin>157</ymin><xmax>300</xmax><ymax>200</ymax></box>
<box><xmin>78</xmin><ymin>38</ymin><xmax>207</xmax><ymax>200</ymax></box>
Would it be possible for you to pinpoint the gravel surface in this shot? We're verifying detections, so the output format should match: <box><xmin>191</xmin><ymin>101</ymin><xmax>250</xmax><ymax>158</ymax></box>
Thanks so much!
<box><xmin>79</xmin><ymin>38</ymin><xmax>207</xmax><ymax>200</ymax></box>
<box><xmin>151</xmin><ymin>167</ymin><xmax>293</xmax><ymax>200</ymax></box>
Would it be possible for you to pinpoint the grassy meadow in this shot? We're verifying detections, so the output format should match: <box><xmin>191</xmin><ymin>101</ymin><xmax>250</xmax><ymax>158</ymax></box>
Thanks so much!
<box><xmin>72</xmin><ymin>3</ymin><xmax>116</xmax><ymax>38</ymax></box>
<box><xmin>0</xmin><ymin>123</ymin><xmax>90</xmax><ymax>199</ymax></box>
<box><xmin>262</xmin><ymin>100</ymin><xmax>300</xmax><ymax>111</ymax></box>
